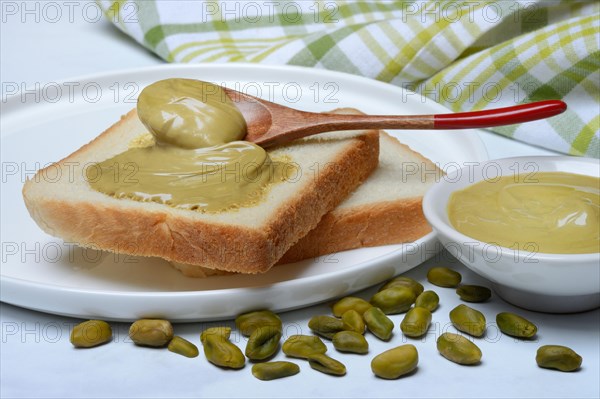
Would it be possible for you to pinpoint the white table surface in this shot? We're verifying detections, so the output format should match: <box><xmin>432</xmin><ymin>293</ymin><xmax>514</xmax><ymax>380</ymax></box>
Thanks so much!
<box><xmin>1</xmin><ymin>4</ymin><xmax>598</xmax><ymax>398</ymax></box>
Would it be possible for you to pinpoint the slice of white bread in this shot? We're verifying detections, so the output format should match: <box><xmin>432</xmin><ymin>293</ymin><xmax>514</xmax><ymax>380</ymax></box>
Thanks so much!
<box><xmin>171</xmin><ymin>109</ymin><xmax>442</xmax><ymax>277</ymax></box>
<box><xmin>278</xmin><ymin>131</ymin><xmax>441</xmax><ymax>264</ymax></box>
<box><xmin>22</xmin><ymin>108</ymin><xmax>379</xmax><ymax>274</ymax></box>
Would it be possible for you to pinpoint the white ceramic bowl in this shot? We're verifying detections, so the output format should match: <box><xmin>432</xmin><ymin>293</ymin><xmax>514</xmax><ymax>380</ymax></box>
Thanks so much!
<box><xmin>423</xmin><ymin>156</ymin><xmax>600</xmax><ymax>313</ymax></box>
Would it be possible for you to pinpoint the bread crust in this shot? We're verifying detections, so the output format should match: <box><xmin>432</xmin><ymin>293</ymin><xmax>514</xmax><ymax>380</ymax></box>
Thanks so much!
<box><xmin>172</xmin><ymin>197</ymin><xmax>431</xmax><ymax>275</ymax></box>
<box><xmin>277</xmin><ymin>198</ymin><xmax>431</xmax><ymax>264</ymax></box>
<box><xmin>22</xmin><ymin>110</ymin><xmax>379</xmax><ymax>274</ymax></box>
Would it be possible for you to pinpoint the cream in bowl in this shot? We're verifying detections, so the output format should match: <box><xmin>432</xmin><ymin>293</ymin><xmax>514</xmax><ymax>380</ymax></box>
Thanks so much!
<box><xmin>448</xmin><ymin>172</ymin><xmax>599</xmax><ymax>254</ymax></box>
<box><xmin>423</xmin><ymin>156</ymin><xmax>600</xmax><ymax>313</ymax></box>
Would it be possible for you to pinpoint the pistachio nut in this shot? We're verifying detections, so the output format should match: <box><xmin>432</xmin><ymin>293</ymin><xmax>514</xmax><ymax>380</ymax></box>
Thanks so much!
<box><xmin>332</xmin><ymin>297</ymin><xmax>372</xmax><ymax>317</ymax></box>
<box><xmin>332</xmin><ymin>331</ymin><xmax>369</xmax><ymax>354</ymax></box>
<box><xmin>168</xmin><ymin>336</ymin><xmax>199</xmax><ymax>358</ymax></box>
<box><xmin>437</xmin><ymin>332</ymin><xmax>482</xmax><ymax>365</ymax></box>
<box><xmin>245</xmin><ymin>326</ymin><xmax>282</xmax><ymax>360</ymax></box>
<box><xmin>308</xmin><ymin>315</ymin><xmax>346</xmax><ymax>339</ymax></box>
<box><xmin>456</xmin><ymin>285</ymin><xmax>492</xmax><ymax>303</ymax></box>
<box><xmin>282</xmin><ymin>335</ymin><xmax>327</xmax><ymax>359</ymax></box>
<box><xmin>70</xmin><ymin>320</ymin><xmax>112</xmax><ymax>348</ymax></box>
<box><xmin>496</xmin><ymin>312</ymin><xmax>537</xmax><ymax>339</ymax></box>
<box><xmin>414</xmin><ymin>290</ymin><xmax>439</xmax><ymax>312</ymax></box>
<box><xmin>200</xmin><ymin>327</ymin><xmax>245</xmax><ymax>369</ymax></box>
<box><xmin>400</xmin><ymin>307</ymin><xmax>432</xmax><ymax>338</ymax></box>
<box><xmin>427</xmin><ymin>267</ymin><xmax>462</xmax><ymax>288</ymax></box>
<box><xmin>363</xmin><ymin>307</ymin><xmax>394</xmax><ymax>341</ymax></box>
<box><xmin>251</xmin><ymin>361</ymin><xmax>300</xmax><ymax>381</ymax></box>
<box><xmin>307</xmin><ymin>353</ymin><xmax>346</xmax><ymax>376</ymax></box>
<box><xmin>129</xmin><ymin>319</ymin><xmax>173</xmax><ymax>347</ymax></box>
<box><xmin>235</xmin><ymin>310</ymin><xmax>282</xmax><ymax>337</ymax></box>
<box><xmin>536</xmin><ymin>345</ymin><xmax>582</xmax><ymax>372</ymax></box>
<box><xmin>370</xmin><ymin>287</ymin><xmax>416</xmax><ymax>314</ymax></box>
<box><xmin>371</xmin><ymin>344</ymin><xmax>419</xmax><ymax>379</ymax></box>
<box><xmin>379</xmin><ymin>276</ymin><xmax>424</xmax><ymax>296</ymax></box>
<box><xmin>341</xmin><ymin>310</ymin><xmax>365</xmax><ymax>334</ymax></box>
<box><xmin>200</xmin><ymin>326</ymin><xmax>231</xmax><ymax>342</ymax></box>
<box><xmin>449</xmin><ymin>304</ymin><xmax>486</xmax><ymax>337</ymax></box>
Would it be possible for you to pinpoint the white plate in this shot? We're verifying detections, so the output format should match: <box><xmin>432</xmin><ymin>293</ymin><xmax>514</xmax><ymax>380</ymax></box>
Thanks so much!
<box><xmin>0</xmin><ymin>64</ymin><xmax>487</xmax><ymax>321</ymax></box>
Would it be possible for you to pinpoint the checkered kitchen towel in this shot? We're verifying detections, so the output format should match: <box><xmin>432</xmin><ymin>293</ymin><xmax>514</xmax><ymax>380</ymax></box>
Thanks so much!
<box><xmin>99</xmin><ymin>0</ymin><xmax>600</xmax><ymax>157</ymax></box>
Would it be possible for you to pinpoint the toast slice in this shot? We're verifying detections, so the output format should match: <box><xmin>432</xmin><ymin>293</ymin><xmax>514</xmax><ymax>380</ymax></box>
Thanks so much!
<box><xmin>278</xmin><ymin>131</ymin><xmax>441</xmax><ymax>264</ymax></box>
<box><xmin>171</xmin><ymin>110</ymin><xmax>442</xmax><ymax>277</ymax></box>
<box><xmin>22</xmin><ymin>108</ymin><xmax>379</xmax><ymax>274</ymax></box>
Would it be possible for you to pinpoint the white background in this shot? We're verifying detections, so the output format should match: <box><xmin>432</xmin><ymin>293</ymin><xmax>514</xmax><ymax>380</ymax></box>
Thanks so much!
<box><xmin>1</xmin><ymin>2</ymin><xmax>598</xmax><ymax>398</ymax></box>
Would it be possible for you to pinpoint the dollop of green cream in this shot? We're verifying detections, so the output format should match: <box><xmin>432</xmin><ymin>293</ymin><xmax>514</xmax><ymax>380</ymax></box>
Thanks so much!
<box><xmin>137</xmin><ymin>78</ymin><xmax>246</xmax><ymax>148</ymax></box>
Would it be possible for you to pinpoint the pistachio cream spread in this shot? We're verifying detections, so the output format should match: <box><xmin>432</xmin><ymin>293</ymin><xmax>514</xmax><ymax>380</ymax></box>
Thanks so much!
<box><xmin>88</xmin><ymin>78</ymin><xmax>291</xmax><ymax>212</ymax></box>
<box><xmin>448</xmin><ymin>172</ymin><xmax>600</xmax><ymax>254</ymax></box>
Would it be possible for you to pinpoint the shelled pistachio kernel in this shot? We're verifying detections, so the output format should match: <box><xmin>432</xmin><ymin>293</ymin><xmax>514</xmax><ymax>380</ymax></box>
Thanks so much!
<box><xmin>332</xmin><ymin>297</ymin><xmax>372</xmax><ymax>317</ymax></box>
<box><xmin>400</xmin><ymin>307</ymin><xmax>432</xmax><ymax>338</ymax></box>
<box><xmin>251</xmin><ymin>361</ymin><xmax>300</xmax><ymax>381</ymax></box>
<box><xmin>427</xmin><ymin>267</ymin><xmax>462</xmax><ymax>288</ymax></box>
<box><xmin>496</xmin><ymin>312</ymin><xmax>537</xmax><ymax>338</ymax></box>
<box><xmin>437</xmin><ymin>332</ymin><xmax>482</xmax><ymax>365</ymax></box>
<box><xmin>282</xmin><ymin>335</ymin><xmax>327</xmax><ymax>359</ymax></box>
<box><xmin>332</xmin><ymin>331</ymin><xmax>369</xmax><ymax>354</ymax></box>
<box><xmin>536</xmin><ymin>345</ymin><xmax>582</xmax><ymax>372</ymax></box>
<box><xmin>415</xmin><ymin>290</ymin><xmax>439</xmax><ymax>312</ymax></box>
<box><xmin>370</xmin><ymin>286</ymin><xmax>416</xmax><ymax>314</ymax></box>
<box><xmin>235</xmin><ymin>310</ymin><xmax>282</xmax><ymax>337</ymax></box>
<box><xmin>449</xmin><ymin>304</ymin><xmax>486</xmax><ymax>337</ymax></box>
<box><xmin>456</xmin><ymin>285</ymin><xmax>492</xmax><ymax>303</ymax></box>
<box><xmin>308</xmin><ymin>315</ymin><xmax>346</xmax><ymax>339</ymax></box>
<box><xmin>200</xmin><ymin>327</ymin><xmax>245</xmax><ymax>369</ymax></box>
<box><xmin>168</xmin><ymin>336</ymin><xmax>199</xmax><ymax>358</ymax></box>
<box><xmin>363</xmin><ymin>307</ymin><xmax>394</xmax><ymax>341</ymax></box>
<box><xmin>129</xmin><ymin>319</ymin><xmax>173</xmax><ymax>347</ymax></box>
<box><xmin>379</xmin><ymin>276</ymin><xmax>424</xmax><ymax>296</ymax></box>
<box><xmin>307</xmin><ymin>353</ymin><xmax>346</xmax><ymax>376</ymax></box>
<box><xmin>371</xmin><ymin>344</ymin><xmax>419</xmax><ymax>379</ymax></box>
<box><xmin>341</xmin><ymin>309</ymin><xmax>365</xmax><ymax>334</ymax></box>
<box><xmin>70</xmin><ymin>320</ymin><xmax>112</xmax><ymax>348</ymax></box>
<box><xmin>245</xmin><ymin>326</ymin><xmax>282</xmax><ymax>361</ymax></box>
<box><xmin>200</xmin><ymin>326</ymin><xmax>231</xmax><ymax>342</ymax></box>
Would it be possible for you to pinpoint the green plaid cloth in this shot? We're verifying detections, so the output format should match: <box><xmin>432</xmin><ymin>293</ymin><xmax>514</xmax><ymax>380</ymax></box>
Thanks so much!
<box><xmin>100</xmin><ymin>0</ymin><xmax>600</xmax><ymax>157</ymax></box>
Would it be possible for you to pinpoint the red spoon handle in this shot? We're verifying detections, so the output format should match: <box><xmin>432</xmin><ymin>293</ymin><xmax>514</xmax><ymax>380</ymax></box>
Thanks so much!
<box><xmin>434</xmin><ymin>100</ymin><xmax>567</xmax><ymax>129</ymax></box>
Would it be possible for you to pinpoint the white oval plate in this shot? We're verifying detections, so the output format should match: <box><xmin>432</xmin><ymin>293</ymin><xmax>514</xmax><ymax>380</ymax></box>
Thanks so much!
<box><xmin>0</xmin><ymin>64</ymin><xmax>487</xmax><ymax>321</ymax></box>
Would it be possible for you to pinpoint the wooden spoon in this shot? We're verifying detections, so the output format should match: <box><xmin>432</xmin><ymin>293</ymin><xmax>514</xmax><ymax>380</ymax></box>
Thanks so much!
<box><xmin>223</xmin><ymin>88</ymin><xmax>567</xmax><ymax>148</ymax></box>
